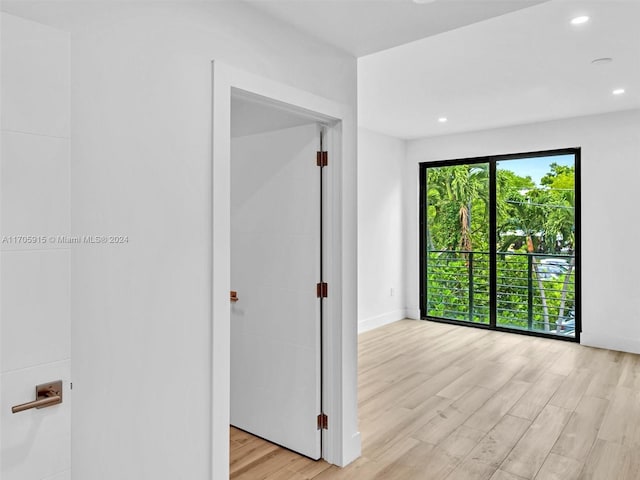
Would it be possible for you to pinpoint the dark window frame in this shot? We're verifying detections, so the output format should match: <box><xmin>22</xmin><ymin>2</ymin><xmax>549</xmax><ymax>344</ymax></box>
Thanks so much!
<box><xmin>419</xmin><ymin>147</ymin><xmax>582</xmax><ymax>343</ymax></box>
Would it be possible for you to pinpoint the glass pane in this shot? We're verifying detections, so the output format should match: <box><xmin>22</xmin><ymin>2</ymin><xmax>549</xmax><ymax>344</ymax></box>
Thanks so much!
<box><xmin>425</xmin><ymin>163</ymin><xmax>490</xmax><ymax>324</ymax></box>
<box><xmin>496</xmin><ymin>155</ymin><xmax>576</xmax><ymax>338</ymax></box>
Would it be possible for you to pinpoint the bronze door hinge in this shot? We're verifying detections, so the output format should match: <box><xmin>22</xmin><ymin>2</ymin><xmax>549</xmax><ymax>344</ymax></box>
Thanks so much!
<box><xmin>317</xmin><ymin>151</ymin><xmax>328</xmax><ymax>167</ymax></box>
<box><xmin>317</xmin><ymin>413</ymin><xmax>328</xmax><ymax>430</ymax></box>
<box><xmin>316</xmin><ymin>282</ymin><xmax>328</xmax><ymax>298</ymax></box>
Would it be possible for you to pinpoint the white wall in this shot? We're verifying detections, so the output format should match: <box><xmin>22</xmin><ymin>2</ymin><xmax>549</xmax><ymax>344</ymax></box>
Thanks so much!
<box><xmin>0</xmin><ymin>2</ymin><xmax>356</xmax><ymax>479</ymax></box>
<box><xmin>405</xmin><ymin>109</ymin><xmax>640</xmax><ymax>353</ymax></box>
<box><xmin>357</xmin><ymin>128</ymin><xmax>406</xmax><ymax>332</ymax></box>
<box><xmin>0</xmin><ymin>14</ymin><xmax>71</xmax><ymax>480</ymax></box>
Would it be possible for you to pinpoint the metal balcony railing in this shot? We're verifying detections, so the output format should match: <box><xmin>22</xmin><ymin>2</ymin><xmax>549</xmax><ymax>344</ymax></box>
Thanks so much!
<box><xmin>426</xmin><ymin>250</ymin><xmax>576</xmax><ymax>336</ymax></box>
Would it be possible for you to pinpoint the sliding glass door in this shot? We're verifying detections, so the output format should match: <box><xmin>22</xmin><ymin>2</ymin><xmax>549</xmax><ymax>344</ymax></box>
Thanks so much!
<box><xmin>420</xmin><ymin>149</ymin><xmax>580</xmax><ymax>340</ymax></box>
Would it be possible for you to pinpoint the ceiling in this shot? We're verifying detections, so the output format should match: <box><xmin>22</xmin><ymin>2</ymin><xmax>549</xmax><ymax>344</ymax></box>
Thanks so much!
<box><xmin>244</xmin><ymin>0</ymin><xmax>545</xmax><ymax>57</ymax></box>
<box><xmin>0</xmin><ymin>0</ymin><xmax>545</xmax><ymax>57</ymax></box>
<box><xmin>3</xmin><ymin>0</ymin><xmax>637</xmax><ymax>140</ymax></box>
<box><xmin>231</xmin><ymin>93</ymin><xmax>320</xmax><ymax>138</ymax></box>
<box><xmin>358</xmin><ymin>0</ymin><xmax>640</xmax><ymax>139</ymax></box>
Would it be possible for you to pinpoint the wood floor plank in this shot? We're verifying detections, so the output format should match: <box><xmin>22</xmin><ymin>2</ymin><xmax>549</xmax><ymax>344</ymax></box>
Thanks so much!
<box><xmin>437</xmin><ymin>364</ymin><xmax>488</xmax><ymax>400</ymax></box>
<box><xmin>582</xmin><ymin>349</ymin><xmax>623</xmax><ymax>401</ymax></box>
<box><xmin>230</xmin><ymin>436</ymin><xmax>280</xmax><ymax>477</ymax></box>
<box><xmin>552</xmin><ymin>395</ymin><xmax>608</xmax><ymax>461</ymax></box>
<box><xmin>547</xmin><ymin>369</ymin><xmax>592</xmax><ymax>411</ymax></box>
<box><xmin>578</xmin><ymin>439</ymin><xmax>640</xmax><ymax>480</ymax></box>
<box><xmin>359</xmin><ymin>371</ymin><xmax>431</xmax><ymax>416</ymax></box>
<box><xmin>374</xmin><ymin>436</ymin><xmax>422</xmax><ymax>466</ymax></box>
<box><xmin>287</xmin><ymin>456</ymin><xmax>333</xmax><ymax>479</ymax></box>
<box><xmin>617</xmin><ymin>353</ymin><xmax>640</xmax><ymax>390</ymax></box>
<box><xmin>467</xmin><ymin>414</ymin><xmax>531</xmax><ymax>468</ymax></box>
<box><xmin>362</xmin><ymin>394</ymin><xmax>452</xmax><ymax>458</ymax></box>
<box><xmin>533</xmin><ymin>453</ymin><xmax>582</xmax><ymax>480</ymax></box>
<box><xmin>464</xmin><ymin>380</ymin><xmax>531</xmax><ymax>433</ymax></box>
<box><xmin>439</xmin><ymin>424</ymin><xmax>487</xmax><ymax>459</ymax></box>
<box><xmin>490</xmin><ymin>470</ymin><xmax>527</xmax><ymax>480</ymax></box>
<box><xmin>400</xmin><ymin>365</ymin><xmax>468</xmax><ymax>409</ymax></box>
<box><xmin>450</xmin><ymin>386</ymin><xmax>496</xmax><ymax>415</ymax></box>
<box><xmin>313</xmin><ymin>457</ymin><xmax>379</xmax><ymax>480</ymax></box>
<box><xmin>412</xmin><ymin>404</ymin><xmax>472</xmax><ymax>445</ymax></box>
<box><xmin>264</xmin><ymin>468</ymin><xmax>307</xmax><ymax>480</ymax></box>
<box><xmin>547</xmin><ymin>346</ymin><xmax>585</xmax><ymax>376</ymax></box>
<box><xmin>230</xmin><ymin>319</ymin><xmax>640</xmax><ymax>480</ymax></box>
<box><xmin>511</xmin><ymin>354</ymin><xmax>556</xmax><ymax>384</ymax></box>
<box><xmin>596</xmin><ymin>386</ymin><xmax>640</xmax><ymax>446</ymax></box>
<box><xmin>377</xmin><ymin>440</ymin><xmax>459</xmax><ymax>480</ymax></box>
<box><xmin>509</xmin><ymin>373</ymin><xmax>564</xmax><ymax>421</ymax></box>
<box><xmin>445</xmin><ymin>458</ymin><xmax>497</xmax><ymax>480</ymax></box>
<box><xmin>501</xmin><ymin>405</ymin><xmax>572</xmax><ymax>479</ymax></box>
<box><xmin>233</xmin><ymin>448</ymin><xmax>300</xmax><ymax>480</ymax></box>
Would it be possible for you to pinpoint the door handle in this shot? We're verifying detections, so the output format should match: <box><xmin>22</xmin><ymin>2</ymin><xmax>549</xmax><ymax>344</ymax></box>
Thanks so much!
<box><xmin>230</xmin><ymin>291</ymin><xmax>239</xmax><ymax>303</ymax></box>
<box><xmin>11</xmin><ymin>380</ymin><xmax>63</xmax><ymax>414</ymax></box>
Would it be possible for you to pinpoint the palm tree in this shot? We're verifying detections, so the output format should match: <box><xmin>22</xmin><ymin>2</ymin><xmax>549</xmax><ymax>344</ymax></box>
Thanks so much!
<box><xmin>427</xmin><ymin>165</ymin><xmax>488</xmax><ymax>254</ymax></box>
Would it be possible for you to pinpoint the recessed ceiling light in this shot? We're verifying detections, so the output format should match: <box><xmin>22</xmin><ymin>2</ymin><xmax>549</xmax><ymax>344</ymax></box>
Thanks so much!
<box><xmin>438</xmin><ymin>117</ymin><xmax>448</xmax><ymax>123</ymax></box>
<box><xmin>591</xmin><ymin>57</ymin><xmax>613</xmax><ymax>65</ymax></box>
<box><xmin>613</xmin><ymin>88</ymin><xmax>625</xmax><ymax>95</ymax></box>
<box><xmin>571</xmin><ymin>16</ymin><xmax>590</xmax><ymax>25</ymax></box>
<box><xmin>413</xmin><ymin>0</ymin><xmax>436</xmax><ymax>4</ymax></box>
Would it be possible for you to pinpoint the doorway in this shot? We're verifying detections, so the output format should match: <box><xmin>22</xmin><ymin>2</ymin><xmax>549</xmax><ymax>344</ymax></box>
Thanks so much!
<box><xmin>420</xmin><ymin>148</ymin><xmax>581</xmax><ymax>341</ymax></box>
<box><xmin>229</xmin><ymin>92</ymin><xmax>327</xmax><ymax>461</ymax></box>
<box><xmin>211</xmin><ymin>62</ymin><xmax>360</xmax><ymax>477</ymax></box>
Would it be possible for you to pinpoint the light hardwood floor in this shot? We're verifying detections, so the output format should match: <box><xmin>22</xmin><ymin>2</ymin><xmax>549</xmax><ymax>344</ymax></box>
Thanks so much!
<box><xmin>230</xmin><ymin>319</ymin><xmax>640</xmax><ymax>479</ymax></box>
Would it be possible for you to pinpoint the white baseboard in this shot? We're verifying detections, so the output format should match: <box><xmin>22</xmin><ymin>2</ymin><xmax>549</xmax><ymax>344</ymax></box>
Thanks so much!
<box><xmin>404</xmin><ymin>306</ymin><xmax>421</xmax><ymax>320</ymax></box>
<box><xmin>581</xmin><ymin>331</ymin><xmax>640</xmax><ymax>355</ymax></box>
<box><xmin>338</xmin><ymin>431</ymin><xmax>362</xmax><ymax>468</ymax></box>
<box><xmin>358</xmin><ymin>309</ymin><xmax>406</xmax><ymax>334</ymax></box>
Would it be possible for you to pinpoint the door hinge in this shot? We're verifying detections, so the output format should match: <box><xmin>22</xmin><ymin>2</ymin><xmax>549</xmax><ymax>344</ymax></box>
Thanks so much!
<box><xmin>316</xmin><ymin>282</ymin><xmax>328</xmax><ymax>298</ymax></box>
<box><xmin>317</xmin><ymin>413</ymin><xmax>328</xmax><ymax>430</ymax></box>
<box><xmin>316</xmin><ymin>151</ymin><xmax>328</xmax><ymax>167</ymax></box>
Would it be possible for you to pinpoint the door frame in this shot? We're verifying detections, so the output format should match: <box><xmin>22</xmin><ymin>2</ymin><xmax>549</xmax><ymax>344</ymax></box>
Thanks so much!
<box><xmin>211</xmin><ymin>61</ymin><xmax>360</xmax><ymax>478</ymax></box>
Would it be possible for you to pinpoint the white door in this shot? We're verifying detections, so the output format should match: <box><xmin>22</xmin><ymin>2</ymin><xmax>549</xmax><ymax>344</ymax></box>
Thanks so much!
<box><xmin>1</xmin><ymin>13</ymin><xmax>72</xmax><ymax>480</ymax></box>
<box><xmin>231</xmin><ymin>123</ymin><xmax>322</xmax><ymax>459</ymax></box>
